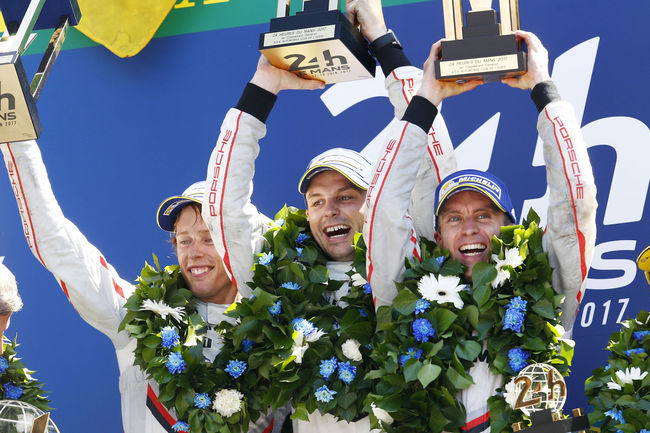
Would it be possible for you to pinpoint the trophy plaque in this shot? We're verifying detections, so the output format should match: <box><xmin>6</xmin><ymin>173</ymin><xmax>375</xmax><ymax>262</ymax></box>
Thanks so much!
<box><xmin>0</xmin><ymin>0</ymin><xmax>80</xmax><ymax>143</ymax></box>
<box><xmin>434</xmin><ymin>0</ymin><xmax>527</xmax><ymax>82</ymax></box>
<box><xmin>259</xmin><ymin>0</ymin><xmax>375</xmax><ymax>84</ymax></box>
<box><xmin>508</xmin><ymin>364</ymin><xmax>590</xmax><ymax>433</ymax></box>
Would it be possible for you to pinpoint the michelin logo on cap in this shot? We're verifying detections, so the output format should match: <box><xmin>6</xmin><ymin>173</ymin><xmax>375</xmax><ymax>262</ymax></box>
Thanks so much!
<box><xmin>438</xmin><ymin>173</ymin><xmax>502</xmax><ymax>203</ymax></box>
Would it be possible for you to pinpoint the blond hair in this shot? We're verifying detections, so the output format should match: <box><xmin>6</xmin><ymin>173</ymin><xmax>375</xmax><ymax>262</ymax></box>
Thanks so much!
<box><xmin>0</xmin><ymin>263</ymin><xmax>23</xmax><ymax>315</ymax></box>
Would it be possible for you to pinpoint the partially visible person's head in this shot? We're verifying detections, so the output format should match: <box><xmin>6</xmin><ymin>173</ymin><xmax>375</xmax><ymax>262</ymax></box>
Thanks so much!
<box><xmin>0</xmin><ymin>263</ymin><xmax>23</xmax><ymax>353</ymax></box>
<box><xmin>433</xmin><ymin>170</ymin><xmax>516</xmax><ymax>280</ymax></box>
<box><xmin>299</xmin><ymin>148</ymin><xmax>372</xmax><ymax>262</ymax></box>
<box><xmin>157</xmin><ymin>181</ymin><xmax>235</xmax><ymax>304</ymax></box>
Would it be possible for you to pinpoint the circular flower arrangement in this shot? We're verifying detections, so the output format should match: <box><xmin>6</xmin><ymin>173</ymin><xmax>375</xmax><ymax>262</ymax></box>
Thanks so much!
<box><xmin>215</xmin><ymin>206</ymin><xmax>377</xmax><ymax>423</ymax></box>
<box><xmin>365</xmin><ymin>210</ymin><xmax>574</xmax><ymax>433</ymax></box>
<box><xmin>119</xmin><ymin>256</ymin><xmax>252</xmax><ymax>433</ymax></box>
<box><xmin>584</xmin><ymin>309</ymin><xmax>649</xmax><ymax>433</ymax></box>
<box><xmin>0</xmin><ymin>336</ymin><xmax>50</xmax><ymax>411</ymax></box>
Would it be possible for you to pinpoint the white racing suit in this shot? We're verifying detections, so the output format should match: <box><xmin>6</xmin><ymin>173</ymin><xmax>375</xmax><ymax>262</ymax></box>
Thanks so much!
<box><xmin>202</xmin><ymin>45</ymin><xmax>454</xmax><ymax>433</ymax></box>
<box><xmin>1</xmin><ymin>143</ymin><xmax>277</xmax><ymax>433</ymax></box>
<box><xmin>362</xmin><ymin>82</ymin><xmax>597</xmax><ymax>433</ymax></box>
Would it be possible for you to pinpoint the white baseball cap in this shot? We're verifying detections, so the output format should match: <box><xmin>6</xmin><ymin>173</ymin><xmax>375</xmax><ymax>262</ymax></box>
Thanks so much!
<box><xmin>298</xmin><ymin>148</ymin><xmax>372</xmax><ymax>194</ymax></box>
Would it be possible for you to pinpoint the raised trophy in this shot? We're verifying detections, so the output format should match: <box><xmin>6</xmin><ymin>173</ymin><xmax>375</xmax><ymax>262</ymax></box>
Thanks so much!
<box><xmin>259</xmin><ymin>0</ymin><xmax>375</xmax><ymax>84</ymax></box>
<box><xmin>0</xmin><ymin>0</ymin><xmax>80</xmax><ymax>142</ymax></box>
<box><xmin>434</xmin><ymin>0</ymin><xmax>526</xmax><ymax>82</ymax></box>
<box><xmin>508</xmin><ymin>364</ymin><xmax>590</xmax><ymax>433</ymax></box>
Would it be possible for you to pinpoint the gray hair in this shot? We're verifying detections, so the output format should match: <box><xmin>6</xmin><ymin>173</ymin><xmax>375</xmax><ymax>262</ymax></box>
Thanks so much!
<box><xmin>0</xmin><ymin>263</ymin><xmax>23</xmax><ymax>315</ymax></box>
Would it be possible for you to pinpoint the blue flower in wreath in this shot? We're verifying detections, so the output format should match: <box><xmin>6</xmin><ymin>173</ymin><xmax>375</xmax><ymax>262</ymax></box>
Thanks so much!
<box><xmin>0</xmin><ymin>357</ymin><xmax>8</xmax><ymax>374</ymax></box>
<box><xmin>337</xmin><ymin>361</ymin><xmax>357</xmax><ymax>384</ymax></box>
<box><xmin>259</xmin><ymin>252</ymin><xmax>274</xmax><ymax>265</ymax></box>
<box><xmin>414</xmin><ymin>299</ymin><xmax>430</xmax><ymax>314</ymax></box>
<box><xmin>638</xmin><ymin>429</ymin><xmax>648</xmax><ymax>433</ymax></box>
<box><xmin>194</xmin><ymin>392</ymin><xmax>212</xmax><ymax>409</ymax></box>
<box><xmin>412</xmin><ymin>318</ymin><xmax>436</xmax><ymax>343</ymax></box>
<box><xmin>281</xmin><ymin>282</ymin><xmax>301</xmax><ymax>290</ymax></box>
<box><xmin>314</xmin><ymin>385</ymin><xmax>337</xmax><ymax>403</ymax></box>
<box><xmin>357</xmin><ymin>308</ymin><xmax>367</xmax><ymax>317</ymax></box>
<box><xmin>3</xmin><ymin>383</ymin><xmax>23</xmax><ymax>399</ymax></box>
<box><xmin>296</xmin><ymin>233</ymin><xmax>310</xmax><ymax>244</ymax></box>
<box><xmin>399</xmin><ymin>347</ymin><xmax>423</xmax><ymax>367</ymax></box>
<box><xmin>166</xmin><ymin>352</ymin><xmax>186</xmax><ymax>374</ymax></box>
<box><xmin>363</xmin><ymin>283</ymin><xmax>372</xmax><ymax>294</ymax></box>
<box><xmin>172</xmin><ymin>421</ymin><xmax>190</xmax><ymax>432</ymax></box>
<box><xmin>435</xmin><ymin>256</ymin><xmax>445</xmax><ymax>266</ymax></box>
<box><xmin>241</xmin><ymin>339</ymin><xmax>254</xmax><ymax>353</ymax></box>
<box><xmin>296</xmin><ymin>248</ymin><xmax>304</xmax><ymax>258</ymax></box>
<box><xmin>292</xmin><ymin>318</ymin><xmax>315</xmax><ymax>336</ymax></box>
<box><xmin>268</xmin><ymin>300</ymin><xmax>282</xmax><ymax>316</ymax></box>
<box><xmin>508</xmin><ymin>296</ymin><xmax>527</xmax><ymax>312</ymax></box>
<box><xmin>320</xmin><ymin>357</ymin><xmax>338</xmax><ymax>379</ymax></box>
<box><xmin>225</xmin><ymin>359</ymin><xmax>247</xmax><ymax>378</ymax></box>
<box><xmin>508</xmin><ymin>347</ymin><xmax>530</xmax><ymax>373</ymax></box>
<box><xmin>503</xmin><ymin>308</ymin><xmax>525</xmax><ymax>333</ymax></box>
<box><xmin>633</xmin><ymin>330</ymin><xmax>650</xmax><ymax>341</ymax></box>
<box><xmin>160</xmin><ymin>326</ymin><xmax>180</xmax><ymax>349</ymax></box>
<box><xmin>604</xmin><ymin>408</ymin><xmax>625</xmax><ymax>424</ymax></box>
<box><xmin>624</xmin><ymin>348</ymin><xmax>646</xmax><ymax>357</ymax></box>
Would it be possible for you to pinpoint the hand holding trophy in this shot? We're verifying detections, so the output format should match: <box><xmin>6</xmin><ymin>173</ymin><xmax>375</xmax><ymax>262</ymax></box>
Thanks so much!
<box><xmin>0</xmin><ymin>0</ymin><xmax>80</xmax><ymax>142</ymax></box>
<box><xmin>434</xmin><ymin>0</ymin><xmax>526</xmax><ymax>82</ymax></box>
<box><xmin>259</xmin><ymin>0</ymin><xmax>376</xmax><ymax>84</ymax></box>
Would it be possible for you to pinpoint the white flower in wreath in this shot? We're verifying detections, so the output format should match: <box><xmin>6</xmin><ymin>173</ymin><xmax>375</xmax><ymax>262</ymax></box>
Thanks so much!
<box><xmin>139</xmin><ymin>299</ymin><xmax>184</xmax><ymax>321</ymax></box>
<box><xmin>291</xmin><ymin>332</ymin><xmax>308</xmax><ymax>364</ymax></box>
<box><xmin>341</xmin><ymin>339</ymin><xmax>363</xmax><ymax>361</ymax></box>
<box><xmin>213</xmin><ymin>389</ymin><xmax>244</xmax><ymax>417</ymax></box>
<box><xmin>417</xmin><ymin>274</ymin><xmax>465</xmax><ymax>309</ymax></box>
<box><xmin>371</xmin><ymin>403</ymin><xmax>394</xmax><ymax>425</ymax></box>
<box><xmin>491</xmin><ymin>268</ymin><xmax>511</xmax><ymax>289</ymax></box>
<box><xmin>606</xmin><ymin>366</ymin><xmax>648</xmax><ymax>390</ymax></box>
<box><xmin>490</xmin><ymin>248</ymin><xmax>524</xmax><ymax>288</ymax></box>
<box><xmin>305</xmin><ymin>328</ymin><xmax>325</xmax><ymax>343</ymax></box>
<box><xmin>503</xmin><ymin>378</ymin><xmax>518</xmax><ymax>407</ymax></box>
<box><xmin>350</xmin><ymin>273</ymin><xmax>367</xmax><ymax>287</ymax></box>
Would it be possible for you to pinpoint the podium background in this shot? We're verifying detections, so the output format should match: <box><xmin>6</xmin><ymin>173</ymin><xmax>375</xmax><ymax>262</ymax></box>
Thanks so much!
<box><xmin>0</xmin><ymin>1</ymin><xmax>649</xmax><ymax>431</ymax></box>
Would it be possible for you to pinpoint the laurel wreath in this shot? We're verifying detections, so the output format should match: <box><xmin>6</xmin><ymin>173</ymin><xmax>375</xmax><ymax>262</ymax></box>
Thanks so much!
<box><xmin>216</xmin><ymin>205</ymin><xmax>377</xmax><ymax>423</ymax></box>
<box><xmin>366</xmin><ymin>209</ymin><xmax>574</xmax><ymax>433</ymax></box>
<box><xmin>0</xmin><ymin>336</ymin><xmax>51</xmax><ymax>411</ymax></box>
<box><xmin>584</xmin><ymin>309</ymin><xmax>649</xmax><ymax>433</ymax></box>
<box><xmin>119</xmin><ymin>256</ymin><xmax>253</xmax><ymax>433</ymax></box>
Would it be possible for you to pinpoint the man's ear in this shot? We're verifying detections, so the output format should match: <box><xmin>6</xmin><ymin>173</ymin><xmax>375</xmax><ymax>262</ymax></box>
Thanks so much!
<box><xmin>434</xmin><ymin>230</ymin><xmax>442</xmax><ymax>244</ymax></box>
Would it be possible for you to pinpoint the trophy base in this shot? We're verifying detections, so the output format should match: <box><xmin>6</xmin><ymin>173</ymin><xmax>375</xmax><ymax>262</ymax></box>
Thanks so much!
<box><xmin>434</xmin><ymin>29</ymin><xmax>527</xmax><ymax>82</ymax></box>
<box><xmin>259</xmin><ymin>10</ymin><xmax>375</xmax><ymax>84</ymax></box>
<box><xmin>0</xmin><ymin>56</ymin><xmax>42</xmax><ymax>142</ymax></box>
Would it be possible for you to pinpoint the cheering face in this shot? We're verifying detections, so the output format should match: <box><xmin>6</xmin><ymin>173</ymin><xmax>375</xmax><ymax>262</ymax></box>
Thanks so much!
<box><xmin>434</xmin><ymin>190</ymin><xmax>508</xmax><ymax>280</ymax></box>
<box><xmin>174</xmin><ymin>206</ymin><xmax>235</xmax><ymax>304</ymax></box>
<box><xmin>305</xmin><ymin>170</ymin><xmax>366</xmax><ymax>262</ymax></box>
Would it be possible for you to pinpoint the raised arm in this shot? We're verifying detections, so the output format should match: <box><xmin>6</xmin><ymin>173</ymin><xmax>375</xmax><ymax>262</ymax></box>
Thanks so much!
<box><xmin>364</xmin><ymin>42</ymin><xmax>481</xmax><ymax>307</ymax></box>
<box><xmin>1</xmin><ymin>140</ymin><xmax>133</xmax><ymax>346</ymax></box>
<box><xmin>202</xmin><ymin>57</ymin><xmax>322</xmax><ymax>298</ymax></box>
<box><xmin>503</xmin><ymin>30</ymin><xmax>597</xmax><ymax>334</ymax></box>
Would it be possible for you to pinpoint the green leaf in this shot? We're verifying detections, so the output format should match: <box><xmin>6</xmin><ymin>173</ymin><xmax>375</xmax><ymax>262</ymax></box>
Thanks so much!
<box><xmin>531</xmin><ymin>298</ymin><xmax>556</xmax><ymax>319</ymax></box>
<box><xmin>393</xmin><ymin>289</ymin><xmax>418</xmax><ymax>315</ymax></box>
<box><xmin>309</xmin><ymin>265</ymin><xmax>329</xmax><ymax>283</ymax></box>
<box><xmin>471</xmin><ymin>262</ymin><xmax>497</xmax><ymax>289</ymax></box>
<box><xmin>403</xmin><ymin>360</ymin><xmax>423</xmax><ymax>382</ymax></box>
<box><xmin>434</xmin><ymin>308</ymin><xmax>458</xmax><ymax>333</ymax></box>
<box><xmin>456</xmin><ymin>340</ymin><xmax>481</xmax><ymax>361</ymax></box>
<box><xmin>445</xmin><ymin>366</ymin><xmax>474</xmax><ymax>390</ymax></box>
<box><xmin>417</xmin><ymin>363</ymin><xmax>442</xmax><ymax>388</ymax></box>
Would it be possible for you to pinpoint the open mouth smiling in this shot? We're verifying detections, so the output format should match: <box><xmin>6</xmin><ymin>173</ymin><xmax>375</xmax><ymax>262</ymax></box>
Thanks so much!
<box><xmin>324</xmin><ymin>224</ymin><xmax>351</xmax><ymax>239</ymax></box>
<box><xmin>459</xmin><ymin>243</ymin><xmax>487</xmax><ymax>256</ymax></box>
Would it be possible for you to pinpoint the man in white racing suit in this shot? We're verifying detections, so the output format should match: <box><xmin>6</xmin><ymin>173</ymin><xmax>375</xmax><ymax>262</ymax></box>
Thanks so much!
<box><xmin>202</xmin><ymin>2</ymin><xmax>454</xmax><ymax>433</ymax></box>
<box><xmin>362</xmin><ymin>31</ymin><xmax>597</xmax><ymax>433</ymax></box>
<box><xmin>1</xmin><ymin>130</ymin><xmax>275</xmax><ymax>433</ymax></box>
